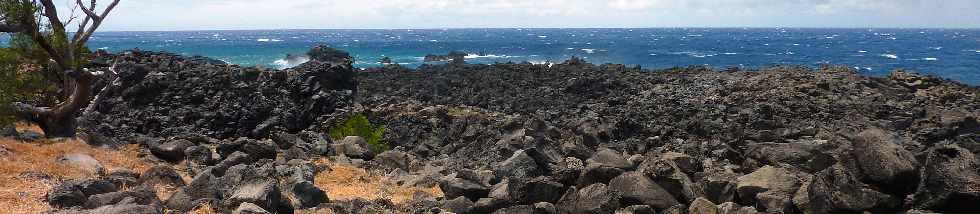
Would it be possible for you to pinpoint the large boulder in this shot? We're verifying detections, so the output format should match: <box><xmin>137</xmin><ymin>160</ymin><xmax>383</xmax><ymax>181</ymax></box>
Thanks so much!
<box><xmin>494</xmin><ymin>149</ymin><xmax>543</xmax><ymax>180</ymax></box>
<box><xmin>586</xmin><ymin>148</ymin><xmax>632</xmax><ymax>169</ymax></box>
<box><xmin>440</xmin><ymin>177</ymin><xmax>491</xmax><ymax>201</ymax></box>
<box><xmin>84</xmin><ymin>186</ymin><xmax>161</xmax><ymax>209</ymax></box>
<box><xmin>912</xmin><ymin>144</ymin><xmax>980</xmax><ymax>212</ymax></box>
<box><xmin>806</xmin><ymin>164</ymin><xmax>900</xmax><ymax>213</ymax></box>
<box><xmin>139</xmin><ymin>165</ymin><xmax>186</xmax><ymax>187</ymax></box>
<box><xmin>223</xmin><ymin>180</ymin><xmax>289</xmax><ymax>213</ymax></box>
<box><xmin>689</xmin><ymin>197</ymin><xmax>719</xmax><ymax>214</ymax></box>
<box><xmin>331</xmin><ymin>136</ymin><xmax>373</xmax><ymax>159</ymax></box>
<box><xmin>150</xmin><ymin>139</ymin><xmax>195</xmax><ymax>162</ymax></box>
<box><xmin>851</xmin><ymin>129</ymin><xmax>919</xmax><ymax>194</ymax></box>
<box><xmin>441</xmin><ymin>196</ymin><xmax>475</xmax><ymax>214</ymax></box>
<box><xmin>47</xmin><ymin>179</ymin><xmax>118</xmax><ymax>208</ymax></box>
<box><xmin>557</xmin><ymin>184</ymin><xmax>622</xmax><ymax>214</ymax></box>
<box><xmin>735</xmin><ymin>166</ymin><xmax>801</xmax><ymax>212</ymax></box>
<box><xmin>56</xmin><ymin>153</ymin><xmax>105</xmax><ymax>175</ymax></box>
<box><xmin>607</xmin><ymin>172</ymin><xmax>679</xmax><ymax>209</ymax></box>
<box><xmin>489</xmin><ymin>177</ymin><xmax>565</xmax><ymax>204</ymax></box>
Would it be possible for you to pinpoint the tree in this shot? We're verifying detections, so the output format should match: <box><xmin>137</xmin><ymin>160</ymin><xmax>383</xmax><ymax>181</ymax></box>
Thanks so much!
<box><xmin>1</xmin><ymin>0</ymin><xmax>121</xmax><ymax>137</ymax></box>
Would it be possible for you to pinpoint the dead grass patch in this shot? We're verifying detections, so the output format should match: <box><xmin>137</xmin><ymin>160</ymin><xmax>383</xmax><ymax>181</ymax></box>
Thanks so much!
<box><xmin>0</xmin><ymin>123</ymin><xmax>154</xmax><ymax>214</ymax></box>
<box><xmin>313</xmin><ymin>159</ymin><xmax>442</xmax><ymax>204</ymax></box>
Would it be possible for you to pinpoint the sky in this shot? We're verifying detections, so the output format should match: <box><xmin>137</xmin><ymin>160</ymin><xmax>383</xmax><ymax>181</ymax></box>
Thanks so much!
<box><xmin>68</xmin><ymin>0</ymin><xmax>980</xmax><ymax>31</ymax></box>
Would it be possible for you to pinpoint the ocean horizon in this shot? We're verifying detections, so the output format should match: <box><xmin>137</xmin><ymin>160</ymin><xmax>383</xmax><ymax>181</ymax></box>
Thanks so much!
<box><xmin>4</xmin><ymin>28</ymin><xmax>979</xmax><ymax>85</ymax></box>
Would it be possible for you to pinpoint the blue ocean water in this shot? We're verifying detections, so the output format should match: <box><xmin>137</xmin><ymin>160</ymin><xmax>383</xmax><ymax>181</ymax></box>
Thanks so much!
<box><xmin>3</xmin><ymin>28</ymin><xmax>980</xmax><ymax>85</ymax></box>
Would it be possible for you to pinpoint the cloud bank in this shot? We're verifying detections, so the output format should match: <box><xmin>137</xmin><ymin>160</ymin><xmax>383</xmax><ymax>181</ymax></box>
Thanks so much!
<box><xmin>98</xmin><ymin>0</ymin><xmax>979</xmax><ymax>30</ymax></box>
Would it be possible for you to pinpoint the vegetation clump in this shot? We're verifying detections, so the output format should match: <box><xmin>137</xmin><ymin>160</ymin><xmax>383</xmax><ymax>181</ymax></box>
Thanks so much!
<box><xmin>329</xmin><ymin>113</ymin><xmax>389</xmax><ymax>154</ymax></box>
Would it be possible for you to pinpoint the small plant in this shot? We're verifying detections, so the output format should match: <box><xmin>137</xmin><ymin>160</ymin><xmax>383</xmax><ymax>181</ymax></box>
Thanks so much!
<box><xmin>329</xmin><ymin>113</ymin><xmax>389</xmax><ymax>154</ymax></box>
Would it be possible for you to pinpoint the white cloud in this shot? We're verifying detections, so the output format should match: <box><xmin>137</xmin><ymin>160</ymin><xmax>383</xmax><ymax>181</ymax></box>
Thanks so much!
<box><xmin>94</xmin><ymin>0</ymin><xmax>980</xmax><ymax>30</ymax></box>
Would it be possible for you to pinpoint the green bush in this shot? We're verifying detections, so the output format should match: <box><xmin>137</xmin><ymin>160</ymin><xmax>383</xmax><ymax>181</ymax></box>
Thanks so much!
<box><xmin>329</xmin><ymin>113</ymin><xmax>389</xmax><ymax>154</ymax></box>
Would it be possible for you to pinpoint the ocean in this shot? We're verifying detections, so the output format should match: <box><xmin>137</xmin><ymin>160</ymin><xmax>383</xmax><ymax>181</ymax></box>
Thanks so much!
<box><xmin>3</xmin><ymin>28</ymin><xmax>980</xmax><ymax>85</ymax></box>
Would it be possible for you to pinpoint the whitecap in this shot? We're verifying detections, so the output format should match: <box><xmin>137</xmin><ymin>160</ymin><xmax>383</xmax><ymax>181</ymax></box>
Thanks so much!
<box><xmin>792</xmin><ymin>43</ymin><xmax>801</xmax><ymax>46</ymax></box>
<box><xmin>722</xmin><ymin>52</ymin><xmax>737</xmax><ymax>55</ymax></box>
<box><xmin>429</xmin><ymin>40</ymin><xmax>439</xmax><ymax>42</ymax></box>
<box><xmin>98</xmin><ymin>47</ymin><xmax>109</xmax><ymax>50</ymax></box>
<box><xmin>464</xmin><ymin>54</ymin><xmax>517</xmax><ymax>59</ymax></box>
<box><xmin>566</xmin><ymin>48</ymin><xmax>575</xmax><ymax>50</ymax></box>
<box><xmin>582</xmin><ymin>49</ymin><xmax>596</xmax><ymax>54</ymax></box>
<box><xmin>882</xmin><ymin>54</ymin><xmax>899</xmax><ymax>59</ymax></box>
<box><xmin>858</xmin><ymin>50</ymin><xmax>868</xmax><ymax>53</ymax></box>
<box><xmin>923</xmin><ymin>58</ymin><xmax>938</xmax><ymax>61</ymax></box>
<box><xmin>273</xmin><ymin>55</ymin><xmax>310</xmax><ymax>69</ymax></box>
<box><xmin>538</xmin><ymin>36</ymin><xmax>548</xmax><ymax>38</ymax></box>
<box><xmin>649</xmin><ymin>53</ymin><xmax>658</xmax><ymax>56</ymax></box>
<box><xmin>257</xmin><ymin>38</ymin><xmax>271</xmax><ymax>42</ymax></box>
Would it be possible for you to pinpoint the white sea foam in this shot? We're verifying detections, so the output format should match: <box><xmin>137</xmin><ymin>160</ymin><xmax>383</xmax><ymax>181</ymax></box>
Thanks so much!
<box><xmin>858</xmin><ymin>50</ymin><xmax>868</xmax><ymax>53</ymax></box>
<box><xmin>273</xmin><ymin>55</ymin><xmax>310</xmax><ymax>69</ymax></box>
<box><xmin>722</xmin><ymin>52</ymin><xmax>738</xmax><ymax>55</ymax></box>
<box><xmin>538</xmin><ymin>36</ymin><xmax>548</xmax><ymax>38</ymax></box>
<box><xmin>882</xmin><ymin>54</ymin><xmax>899</xmax><ymax>59</ymax></box>
<box><xmin>582</xmin><ymin>49</ymin><xmax>596</xmax><ymax>54</ymax></box>
<box><xmin>464</xmin><ymin>54</ymin><xmax>517</xmax><ymax>59</ymax></box>
<box><xmin>923</xmin><ymin>58</ymin><xmax>939</xmax><ymax>61</ymax></box>
<box><xmin>257</xmin><ymin>39</ymin><xmax>270</xmax><ymax>42</ymax></box>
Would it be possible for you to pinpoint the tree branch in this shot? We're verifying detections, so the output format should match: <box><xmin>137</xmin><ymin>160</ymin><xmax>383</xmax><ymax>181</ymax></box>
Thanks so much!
<box><xmin>71</xmin><ymin>0</ymin><xmax>95</xmax><ymax>44</ymax></box>
<box><xmin>75</xmin><ymin>0</ymin><xmax>120</xmax><ymax>47</ymax></box>
<box><xmin>38</xmin><ymin>0</ymin><xmax>65</xmax><ymax>33</ymax></box>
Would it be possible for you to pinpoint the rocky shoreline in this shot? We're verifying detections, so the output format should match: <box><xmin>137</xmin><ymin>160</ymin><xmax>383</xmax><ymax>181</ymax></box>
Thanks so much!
<box><xmin>6</xmin><ymin>47</ymin><xmax>979</xmax><ymax>214</ymax></box>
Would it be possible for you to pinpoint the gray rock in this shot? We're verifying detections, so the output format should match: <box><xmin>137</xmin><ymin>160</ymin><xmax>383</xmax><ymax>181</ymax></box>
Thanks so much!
<box><xmin>84</xmin><ymin>186</ymin><xmax>160</xmax><ymax>209</ymax></box>
<box><xmin>534</xmin><ymin>202</ymin><xmax>557</xmax><ymax>214</ymax></box>
<box><xmin>489</xmin><ymin>177</ymin><xmax>565</xmax><ymax>204</ymax></box>
<box><xmin>735</xmin><ymin>165</ymin><xmax>800</xmax><ymax>208</ymax></box>
<box><xmin>233</xmin><ymin>202</ymin><xmax>271</xmax><ymax>214</ymax></box>
<box><xmin>48</xmin><ymin>179</ymin><xmax>118</xmax><ymax>208</ymax></box>
<box><xmin>717</xmin><ymin>202</ymin><xmax>760</xmax><ymax>214</ymax></box>
<box><xmin>224</xmin><ymin>180</ymin><xmax>285</xmax><ymax>213</ymax></box>
<box><xmin>87</xmin><ymin>204</ymin><xmax>163</xmax><ymax>214</ymax></box>
<box><xmin>615</xmin><ymin>205</ymin><xmax>655</xmax><ymax>214</ymax></box>
<box><xmin>689</xmin><ymin>197</ymin><xmax>718</xmax><ymax>214</ymax></box>
<box><xmin>473</xmin><ymin>198</ymin><xmax>508</xmax><ymax>213</ymax></box>
<box><xmin>806</xmin><ymin>164</ymin><xmax>899</xmax><ymax>214</ymax></box>
<box><xmin>576</xmin><ymin>163</ymin><xmax>625</xmax><ymax>188</ymax></box>
<box><xmin>557</xmin><ymin>184</ymin><xmax>621</xmax><ymax>214</ymax></box>
<box><xmin>290</xmin><ymin>181</ymin><xmax>328</xmax><ymax>208</ymax></box>
<box><xmin>165</xmin><ymin>170</ymin><xmax>220</xmax><ymax>212</ymax></box>
<box><xmin>608</xmin><ymin>171</ymin><xmax>679</xmax><ymax>209</ymax></box>
<box><xmin>139</xmin><ymin>165</ymin><xmax>186</xmax><ymax>187</ymax></box>
<box><xmin>332</xmin><ymin>136</ymin><xmax>373</xmax><ymax>159</ymax></box>
<box><xmin>851</xmin><ymin>129</ymin><xmax>919</xmax><ymax>194</ymax></box>
<box><xmin>184</xmin><ymin>145</ymin><xmax>216</xmax><ymax>166</ymax></box>
<box><xmin>375</xmin><ymin>150</ymin><xmax>415</xmax><ymax>171</ymax></box>
<box><xmin>150</xmin><ymin>139</ymin><xmax>194</xmax><ymax>162</ymax></box>
<box><xmin>442</xmin><ymin>196</ymin><xmax>475</xmax><ymax>214</ymax></box>
<box><xmin>913</xmin><ymin>144</ymin><xmax>980</xmax><ymax>212</ymax></box>
<box><xmin>214</xmin><ymin>151</ymin><xmax>251</xmax><ymax>175</ymax></box>
<box><xmin>105</xmin><ymin>168</ymin><xmax>140</xmax><ymax>188</ymax></box>
<box><xmin>440</xmin><ymin>177</ymin><xmax>490</xmax><ymax>201</ymax></box>
<box><xmin>586</xmin><ymin>148</ymin><xmax>632</xmax><ymax>169</ymax></box>
<box><xmin>493</xmin><ymin>205</ymin><xmax>534</xmax><ymax>214</ymax></box>
<box><xmin>495</xmin><ymin>149</ymin><xmax>542</xmax><ymax>180</ymax></box>
<box><xmin>56</xmin><ymin>153</ymin><xmax>105</xmax><ymax>175</ymax></box>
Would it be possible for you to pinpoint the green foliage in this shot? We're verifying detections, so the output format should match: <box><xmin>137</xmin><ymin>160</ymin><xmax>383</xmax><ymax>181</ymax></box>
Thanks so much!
<box><xmin>0</xmin><ymin>47</ymin><xmax>44</xmax><ymax>126</ymax></box>
<box><xmin>329</xmin><ymin>113</ymin><xmax>389</xmax><ymax>154</ymax></box>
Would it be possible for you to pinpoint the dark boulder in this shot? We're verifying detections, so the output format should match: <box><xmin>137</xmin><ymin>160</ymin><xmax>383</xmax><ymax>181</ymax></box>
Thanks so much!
<box><xmin>489</xmin><ymin>177</ymin><xmax>565</xmax><ymax>204</ymax></box>
<box><xmin>851</xmin><ymin>129</ymin><xmax>919</xmax><ymax>194</ymax></box>
<box><xmin>734</xmin><ymin>166</ymin><xmax>801</xmax><ymax>212</ymax></box>
<box><xmin>440</xmin><ymin>176</ymin><xmax>491</xmax><ymax>201</ymax></box>
<box><xmin>139</xmin><ymin>165</ymin><xmax>186</xmax><ymax>187</ymax></box>
<box><xmin>556</xmin><ymin>184</ymin><xmax>622</xmax><ymax>214</ymax></box>
<box><xmin>608</xmin><ymin>171</ymin><xmax>679</xmax><ymax>209</ymax></box>
<box><xmin>442</xmin><ymin>196</ymin><xmax>475</xmax><ymax>214</ymax></box>
<box><xmin>150</xmin><ymin>139</ymin><xmax>194</xmax><ymax>162</ymax></box>
<box><xmin>185</xmin><ymin>145</ymin><xmax>216</xmax><ymax>166</ymax></box>
<box><xmin>806</xmin><ymin>164</ymin><xmax>900</xmax><ymax>213</ymax></box>
<box><xmin>912</xmin><ymin>144</ymin><xmax>980</xmax><ymax>212</ymax></box>
<box><xmin>331</xmin><ymin>136</ymin><xmax>373</xmax><ymax>159</ymax></box>
<box><xmin>290</xmin><ymin>181</ymin><xmax>328</xmax><ymax>208</ymax></box>
<box><xmin>48</xmin><ymin>179</ymin><xmax>119</xmax><ymax>208</ymax></box>
<box><xmin>495</xmin><ymin>149</ymin><xmax>543</xmax><ymax>180</ymax></box>
<box><xmin>84</xmin><ymin>186</ymin><xmax>161</xmax><ymax>209</ymax></box>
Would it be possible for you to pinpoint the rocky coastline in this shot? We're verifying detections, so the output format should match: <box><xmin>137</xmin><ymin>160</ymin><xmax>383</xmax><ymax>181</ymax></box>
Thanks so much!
<box><xmin>5</xmin><ymin>46</ymin><xmax>979</xmax><ymax>214</ymax></box>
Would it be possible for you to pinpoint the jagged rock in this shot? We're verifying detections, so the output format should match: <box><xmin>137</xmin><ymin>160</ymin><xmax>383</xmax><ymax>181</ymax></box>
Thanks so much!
<box><xmin>16</xmin><ymin>130</ymin><xmax>43</xmax><ymax>142</ymax></box>
<box><xmin>744</xmin><ymin>141</ymin><xmax>833</xmax><ymax>173</ymax></box>
<box><xmin>374</xmin><ymin>150</ymin><xmax>415</xmax><ymax>171</ymax></box>
<box><xmin>233</xmin><ymin>202</ymin><xmax>271</xmax><ymax>214</ymax></box>
<box><xmin>150</xmin><ymin>139</ymin><xmax>194</xmax><ymax>162</ymax></box>
<box><xmin>140</xmin><ymin>165</ymin><xmax>186</xmax><ymax>187</ymax></box>
<box><xmin>332</xmin><ymin>136</ymin><xmax>373</xmax><ymax>159</ymax></box>
<box><xmin>735</xmin><ymin>165</ymin><xmax>801</xmax><ymax>210</ymax></box>
<box><xmin>717</xmin><ymin>202</ymin><xmax>761</xmax><ymax>214</ymax></box>
<box><xmin>639</xmin><ymin>154</ymin><xmax>700</xmax><ymax>203</ymax></box>
<box><xmin>616</xmin><ymin>205</ymin><xmax>655</xmax><ymax>214</ymax></box>
<box><xmin>224</xmin><ymin>180</ymin><xmax>288</xmax><ymax>213</ymax></box>
<box><xmin>806</xmin><ymin>164</ymin><xmax>899</xmax><ymax>213</ymax></box>
<box><xmin>215</xmin><ymin>151</ymin><xmax>251</xmax><ymax>175</ymax></box>
<box><xmin>493</xmin><ymin>205</ymin><xmax>534</xmax><ymax>214</ymax></box>
<box><xmin>557</xmin><ymin>184</ymin><xmax>621</xmax><ymax>214</ymax></box>
<box><xmin>586</xmin><ymin>148</ymin><xmax>632</xmax><ymax>169</ymax></box>
<box><xmin>495</xmin><ymin>149</ymin><xmax>542</xmax><ymax>180</ymax></box>
<box><xmin>608</xmin><ymin>171</ymin><xmax>679</xmax><ymax>209</ymax></box>
<box><xmin>689</xmin><ymin>197</ymin><xmax>719</xmax><ymax>214</ymax></box>
<box><xmin>165</xmin><ymin>171</ymin><xmax>220</xmax><ymax>212</ymax></box>
<box><xmin>534</xmin><ymin>202</ymin><xmax>557</xmax><ymax>214</ymax></box>
<box><xmin>185</xmin><ymin>145</ymin><xmax>216</xmax><ymax>166</ymax></box>
<box><xmin>913</xmin><ymin>144</ymin><xmax>980</xmax><ymax>212</ymax></box>
<box><xmin>442</xmin><ymin>196</ymin><xmax>475</xmax><ymax>214</ymax></box>
<box><xmin>473</xmin><ymin>197</ymin><xmax>508</xmax><ymax>213</ymax></box>
<box><xmin>440</xmin><ymin>177</ymin><xmax>490</xmax><ymax>201</ymax></box>
<box><xmin>851</xmin><ymin>129</ymin><xmax>919</xmax><ymax>194</ymax></box>
<box><xmin>87</xmin><ymin>204</ymin><xmax>163</xmax><ymax>214</ymax></box>
<box><xmin>56</xmin><ymin>153</ymin><xmax>105</xmax><ymax>175</ymax></box>
<box><xmin>701</xmin><ymin>171</ymin><xmax>739</xmax><ymax>204</ymax></box>
<box><xmin>84</xmin><ymin>186</ymin><xmax>160</xmax><ymax>209</ymax></box>
<box><xmin>105</xmin><ymin>168</ymin><xmax>140</xmax><ymax>188</ymax></box>
<box><xmin>290</xmin><ymin>181</ymin><xmax>328</xmax><ymax>208</ymax></box>
<box><xmin>48</xmin><ymin>179</ymin><xmax>118</xmax><ymax>208</ymax></box>
<box><xmin>576</xmin><ymin>163</ymin><xmax>626</xmax><ymax>188</ymax></box>
<box><xmin>217</xmin><ymin>138</ymin><xmax>277</xmax><ymax>161</ymax></box>
<box><xmin>489</xmin><ymin>177</ymin><xmax>565</xmax><ymax>204</ymax></box>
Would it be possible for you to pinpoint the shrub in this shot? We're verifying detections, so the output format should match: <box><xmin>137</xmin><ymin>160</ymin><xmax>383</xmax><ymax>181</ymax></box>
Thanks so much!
<box><xmin>329</xmin><ymin>113</ymin><xmax>389</xmax><ymax>154</ymax></box>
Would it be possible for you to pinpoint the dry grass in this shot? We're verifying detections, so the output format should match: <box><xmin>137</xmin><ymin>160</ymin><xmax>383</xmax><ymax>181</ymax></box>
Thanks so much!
<box><xmin>0</xmin><ymin>123</ymin><xmax>153</xmax><ymax>214</ymax></box>
<box><xmin>313</xmin><ymin>159</ymin><xmax>442</xmax><ymax>204</ymax></box>
<box><xmin>190</xmin><ymin>201</ymin><xmax>216</xmax><ymax>214</ymax></box>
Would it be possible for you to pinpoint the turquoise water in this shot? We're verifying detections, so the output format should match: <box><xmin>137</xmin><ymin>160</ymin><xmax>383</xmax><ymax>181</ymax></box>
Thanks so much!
<box><xmin>3</xmin><ymin>28</ymin><xmax>980</xmax><ymax>85</ymax></box>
